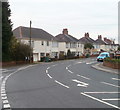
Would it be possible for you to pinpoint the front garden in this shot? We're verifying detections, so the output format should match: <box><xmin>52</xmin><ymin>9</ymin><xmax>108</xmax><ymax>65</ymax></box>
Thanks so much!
<box><xmin>103</xmin><ymin>58</ymin><xmax>120</xmax><ymax>69</ymax></box>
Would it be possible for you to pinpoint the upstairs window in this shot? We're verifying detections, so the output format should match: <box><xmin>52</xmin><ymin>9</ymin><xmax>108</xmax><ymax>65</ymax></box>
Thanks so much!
<box><xmin>47</xmin><ymin>41</ymin><xmax>49</xmax><ymax>46</ymax></box>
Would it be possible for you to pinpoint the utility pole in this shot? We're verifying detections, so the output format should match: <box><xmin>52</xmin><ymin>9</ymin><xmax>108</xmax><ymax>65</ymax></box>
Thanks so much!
<box><xmin>29</xmin><ymin>21</ymin><xmax>32</xmax><ymax>63</ymax></box>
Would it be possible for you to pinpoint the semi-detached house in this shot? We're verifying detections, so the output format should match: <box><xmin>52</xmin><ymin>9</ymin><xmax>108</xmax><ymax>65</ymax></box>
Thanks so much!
<box><xmin>55</xmin><ymin>29</ymin><xmax>84</xmax><ymax>56</ymax></box>
<box><xmin>13</xmin><ymin>27</ymin><xmax>84</xmax><ymax>62</ymax></box>
<box><xmin>13</xmin><ymin>26</ymin><xmax>59</xmax><ymax>62</ymax></box>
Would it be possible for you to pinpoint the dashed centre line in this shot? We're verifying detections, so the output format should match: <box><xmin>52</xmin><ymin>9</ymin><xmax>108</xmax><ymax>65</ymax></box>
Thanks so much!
<box><xmin>55</xmin><ymin>80</ymin><xmax>69</xmax><ymax>89</ymax></box>
<box><xmin>112</xmin><ymin>78</ymin><xmax>120</xmax><ymax>81</ymax></box>
<box><xmin>101</xmin><ymin>82</ymin><xmax>120</xmax><ymax>88</ymax></box>
<box><xmin>47</xmin><ymin>74</ymin><xmax>52</xmax><ymax>79</ymax></box>
<box><xmin>77</xmin><ymin>74</ymin><xmax>91</xmax><ymax>80</ymax></box>
<box><xmin>68</xmin><ymin>70</ymin><xmax>73</xmax><ymax>74</ymax></box>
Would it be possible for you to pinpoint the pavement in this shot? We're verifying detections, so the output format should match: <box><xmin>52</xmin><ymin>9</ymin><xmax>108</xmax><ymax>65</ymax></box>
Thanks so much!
<box><xmin>92</xmin><ymin>63</ymin><xmax>119</xmax><ymax>74</ymax></box>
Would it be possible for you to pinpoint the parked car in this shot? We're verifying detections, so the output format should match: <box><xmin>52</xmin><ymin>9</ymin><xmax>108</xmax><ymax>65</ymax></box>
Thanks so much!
<box><xmin>97</xmin><ymin>52</ymin><xmax>110</xmax><ymax>62</ymax></box>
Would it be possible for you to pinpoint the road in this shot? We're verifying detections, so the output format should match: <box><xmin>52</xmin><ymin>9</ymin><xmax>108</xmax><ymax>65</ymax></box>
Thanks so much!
<box><xmin>1</xmin><ymin>58</ymin><xmax>119</xmax><ymax>109</ymax></box>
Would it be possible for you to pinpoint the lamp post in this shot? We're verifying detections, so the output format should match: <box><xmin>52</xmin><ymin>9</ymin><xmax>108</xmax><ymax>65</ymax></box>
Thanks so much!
<box><xmin>29</xmin><ymin>20</ymin><xmax>32</xmax><ymax>63</ymax></box>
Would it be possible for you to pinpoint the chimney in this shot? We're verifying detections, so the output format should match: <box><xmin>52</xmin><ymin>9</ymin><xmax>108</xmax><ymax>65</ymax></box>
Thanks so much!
<box><xmin>104</xmin><ymin>37</ymin><xmax>107</xmax><ymax>41</ymax></box>
<box><xmin>63</xmin><ymin>28</ymin><xmax>68</xmax><ymax>35</ymax></box>
<box><xmin>98</xmin><ymin>35</ymin><xmax>102</xmax><ymax>40</ymax></box>
<box><xmin>84</xmin><ymin>32</ymin><xmax>89</xmax><ymax>38</ymax></box>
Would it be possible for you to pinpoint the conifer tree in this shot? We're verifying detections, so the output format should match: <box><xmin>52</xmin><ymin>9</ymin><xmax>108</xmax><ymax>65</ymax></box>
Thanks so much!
<box><xmin>2</xmin><ymin>1</ymin><xmax>13</xmax><ymax>61</ymax></box>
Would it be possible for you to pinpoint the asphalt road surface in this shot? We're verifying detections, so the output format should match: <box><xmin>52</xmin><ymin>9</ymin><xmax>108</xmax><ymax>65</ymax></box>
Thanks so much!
<box><xmin>1</xmin><ymin>58</ymin><xmax>119</xmax><ymax>109</ymax></box>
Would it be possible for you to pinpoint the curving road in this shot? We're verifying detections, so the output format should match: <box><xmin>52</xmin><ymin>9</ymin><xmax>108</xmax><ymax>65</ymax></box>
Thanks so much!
<box><xmin>1</xmin><ymin>58</ymin><xmax>119</xmax><ymax>109</ymax></box>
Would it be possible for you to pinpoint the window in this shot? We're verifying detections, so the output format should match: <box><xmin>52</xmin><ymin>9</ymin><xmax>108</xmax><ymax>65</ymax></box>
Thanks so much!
<box><xmin>66</xmin><ymin>43</ymin><xmax>69</xmax><ymax>48</ymax></box>
<box><xmin>41</xmin><ymin>41</ymin><xmax>44</xmax><ymax>45</ymax></box>
<box><xmin>52</xmin><ymin>41</ymin><xmax>58</xmax><ymax>47</ymax></box>
<box><xmin>40</xmin><ymin>53</ymin><xmax>45</xmax><ymax>56</ymax></box>
<box><xmin>47</xmin><ymin>41</ymin><xmax>49</xmax><ymax>46</ymax></box>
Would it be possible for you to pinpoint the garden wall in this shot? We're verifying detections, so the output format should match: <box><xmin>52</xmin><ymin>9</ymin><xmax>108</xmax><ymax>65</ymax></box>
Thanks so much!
<box><xmin>103</xmin><ymin>61</ymin><xmax>120</xmax><ymax>69</ymax></box>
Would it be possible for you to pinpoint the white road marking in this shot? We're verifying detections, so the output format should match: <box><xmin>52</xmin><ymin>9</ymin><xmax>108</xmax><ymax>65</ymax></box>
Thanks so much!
<box><xmin>77</xmin><ymin>62</ymin><xmax>82</xmax><ymax>64</ymax></box>
<box><xmin>47</xmin><ymin>67</ymin><xmax>50</xmax><ymax>69</ymax></box>
<box><xmin>47</xmin><ymin>74</ymin><xmax>52</xmax><ymax>79</ymax></box>
<box><xmin>77</xmin><ymin>74</ymin><xmax>91</xmax><ymax>80</ymax></box>
<box><xmin>101</xmin><ymin>82</ymin><xmax>120</xmax><ymax>88</ymax></box>
<box><xmin>77</xmin><ymin>84</ymin><xmax>87</xmax><ymax>87</ymax></box>
<box><xmin>1</xmin><ymin>96</ymin><xmax>7</xmax><ymax>100</ymax></box>
<box><xmin>102</xmin><ymin>98</ymin><xmax>120</xmax><ymax>101</ymax></box>
<box><xmin>84</xmin><ymin>92</ymin><xmax>120</xmax><ymax>94</ymax></box>
<box><xmin>1</xmin><ymin>64</ymin><xmax>36</xmax><ymax>109</ymax></box>
<box><xmin>3</xmin><ymin>100</ymin><xmax>9</xmax><ymax>104</ymax></box>
<box><xmin>86</xmin><ymin>61</ymin><xmax>97</xmax><ymax>65</ymax></box>
<box><xmin>66</xmin><ymin>67</ymin><xmax>68</xmax><ymax>69</ymax></box>
<box><xmin>46</xmin><ymin>70</ymin><xmax>48</xmax><ymax>73</ymax></box>
<box><xmin>81</xmin><ymin>92</ymin><xmax>120</xmax><ymax>109</ymax></box>
<box><xmin>68</xmin><ymin>70</ymin><xmax>73</xmax><ymax>74</ymax></box>
<box><xmin>52</xmin><ymin>64</ymin><xmax>57</xmax><ymax>67</ymax></box>
<box><xmin>72</xmin><ymin>79</ymin><xmax>89</xmax><ymax>87</ymax></box>
<box><xmin>1</xmin><ymin>94</ymin><xmax>6</xmax><ymax>97</ymax></box>
<box><xmin>3</xmin><ymin>104</ymin><xmax>11</xmax><ymax>108</ymax></box>
<box><xmin>74</xmin><ymin>62</ymin><xmax>82</xmax><ymax>65</ymax></box>
<box><xmin>112</xmin><ymin>78</ymin><xmax>120</xmax><ymax>81</ymax></box>
<box><xmin>0</xmin><ymin>76</ymin><xmax>3</xmax><ymax>79</ymax></box>
<box><xmin>1</xmin><ymin>89</ymin><xmax>6</xmax><ymax>93</ymax></box>
<box><xmin>55</xmin><ymin>80</ymin><xmax>69</xmax><ymax>89</ymax></box>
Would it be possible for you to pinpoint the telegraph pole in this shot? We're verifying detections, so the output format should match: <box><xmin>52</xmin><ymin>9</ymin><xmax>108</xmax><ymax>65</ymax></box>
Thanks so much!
<box><xmin>29</xmin><ymin>21</ymin><xmax>32</xmax><ymax>63</ymax></box>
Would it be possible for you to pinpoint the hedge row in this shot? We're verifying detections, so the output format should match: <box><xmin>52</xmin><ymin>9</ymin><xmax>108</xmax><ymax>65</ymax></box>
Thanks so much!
<box><xmin>104</xmin><ymin>58</ymin><xmax>120</xmax><ymax>63</ymax></box>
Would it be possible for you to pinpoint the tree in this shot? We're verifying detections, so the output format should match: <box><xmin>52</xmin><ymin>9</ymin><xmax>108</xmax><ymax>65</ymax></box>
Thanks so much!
<box><xmin>67</xmin><ymin>49</ymin><xmax>72</xmax><ymax>58</ymax></box>
<box><xmin>118</xmin><ymin>45</ymin><xmax>120</xmax><ymax>51</ymax></box>
<box><xmin>14</xmin><ymin>43</ymin><xmax>33</xmax><ymax>61</ymax></box>
<box><xmin>84</xmin><ymin>43</ymin><xmax>94</xmax><ymax>49</ymax></box>
<box><xmin>2</xmin><ymin>2</ymin><xmax>13</xmax><ymax>61</ymax></box>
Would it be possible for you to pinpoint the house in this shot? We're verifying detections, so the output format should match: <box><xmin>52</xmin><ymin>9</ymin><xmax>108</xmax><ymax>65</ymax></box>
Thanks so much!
<box><xmin>103</xmin><ymin>37</ymin><xmax>118</xmax><ymax>52</ymax></box>
<box><xmin>95</xmin><ymin>35</ymin><xmax>106</xmax><ymax>52</ymax></box>
<box><xmin>13</xmin><ymin>26</ymin><xmax>59</xmax><ymax>62</ymax></box>
<box><xmin>13</xmin><ymin>26</ymin><xmax>118</xmax><ymax>62</ymax></box>
<box><xmin>79</xmin><ymin>33</ymin><xmax>98</xmax><ymax>55</ymax></box>
<box><xmin>55</xmin><ymin>29</ymin><xmax>84</xmax><ymax>56</ymax></box>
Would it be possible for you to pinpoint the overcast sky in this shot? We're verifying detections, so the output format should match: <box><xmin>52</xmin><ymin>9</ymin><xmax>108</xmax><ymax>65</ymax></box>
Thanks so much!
<box><xmin>9</xmin><ymin>0</ymin><xmax>119</xmax><ymax>43</ymax></box>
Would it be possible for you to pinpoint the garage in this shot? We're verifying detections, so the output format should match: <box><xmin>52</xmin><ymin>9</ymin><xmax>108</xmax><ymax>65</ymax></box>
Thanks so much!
<box><xmin>33</xmin><ymin>53</ymin><xmax>39</xmax><ymax>62</ymax></box>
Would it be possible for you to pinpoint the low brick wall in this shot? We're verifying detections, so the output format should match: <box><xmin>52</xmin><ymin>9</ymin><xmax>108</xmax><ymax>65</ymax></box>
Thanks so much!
<box><xmin>1</xmin><ymin>61</ymin><xmax>30</xmax><ymax>67</ymax></box>
<box><xmin>103</xmin><ymin>61</ymin><xmax>120</xmax><ymax>69</ymax></box>
<box><xmin>90</xmin><ymin>54</ymin><xmax>99</xmax><ymax>57</ymax></box>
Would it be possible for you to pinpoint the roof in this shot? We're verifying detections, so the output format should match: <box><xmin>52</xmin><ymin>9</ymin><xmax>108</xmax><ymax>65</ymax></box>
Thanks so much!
<box><xmin>95</xmin><ymin>39</ymin><xmax>106</xmax><ymax>45</ymax></box>
<box><xmin>79</xmin><ymin>36</ymin><xmax>96</xmax><ymax>44</ymax></box>
<box><xmin>55</xmin><ymin>34</ymin><xmax>78</xmax><ymax>42</ymax></box>
<box><xmin>13</xmin><ymin>26</ymin><xmax>55</xmax><ymax>41</ymax></box>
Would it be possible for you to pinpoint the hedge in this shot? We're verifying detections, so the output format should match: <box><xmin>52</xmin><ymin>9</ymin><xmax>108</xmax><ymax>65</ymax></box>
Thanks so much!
<box><xmin>104</xmin><ymin>58</ymin><xmax>120</xmax><ymax>63</ymax></box>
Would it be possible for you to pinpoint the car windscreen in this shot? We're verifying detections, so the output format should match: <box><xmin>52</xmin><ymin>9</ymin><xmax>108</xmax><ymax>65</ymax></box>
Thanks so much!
<box><xmin>100</xmin><ymin>54</ymin><xmax>106</xmax><ymax>57</ymax></box>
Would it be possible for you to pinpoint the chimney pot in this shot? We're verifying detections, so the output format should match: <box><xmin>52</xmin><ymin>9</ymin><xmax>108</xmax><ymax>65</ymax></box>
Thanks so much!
<box><xmin>98</xmin><ymin>35</ymin><xmax>102</xmax><ymax>40</ymax></box>
<box><xmin>85</xmin><ymin>32</ymin><xmax>89</xmax><ymax>37</ymax></box>
<box><xmin>63</xmin><ymin>28</ymin><xmax>68</xmax><ymax>35</ymax></box>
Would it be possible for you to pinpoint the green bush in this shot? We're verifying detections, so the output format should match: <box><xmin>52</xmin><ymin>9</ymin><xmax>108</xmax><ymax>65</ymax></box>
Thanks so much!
<box><xmin>104</xmin><ymin>58</ymin><xmax>120</xmax><ymax>63</ymax></box>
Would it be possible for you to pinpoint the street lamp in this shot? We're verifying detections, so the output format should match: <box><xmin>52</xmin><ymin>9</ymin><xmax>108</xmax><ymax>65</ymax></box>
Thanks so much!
<box><xmin>29</xmin><ymin>20</ymin><xmax>32</xmax><ymax>63</ymax></box>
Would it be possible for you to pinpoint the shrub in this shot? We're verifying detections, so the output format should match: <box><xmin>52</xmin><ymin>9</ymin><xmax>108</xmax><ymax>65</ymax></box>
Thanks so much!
<box><xmin>104</xmin><ymin>58</ymin><xmax>120</xmax><ymax>63</ymax></box>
